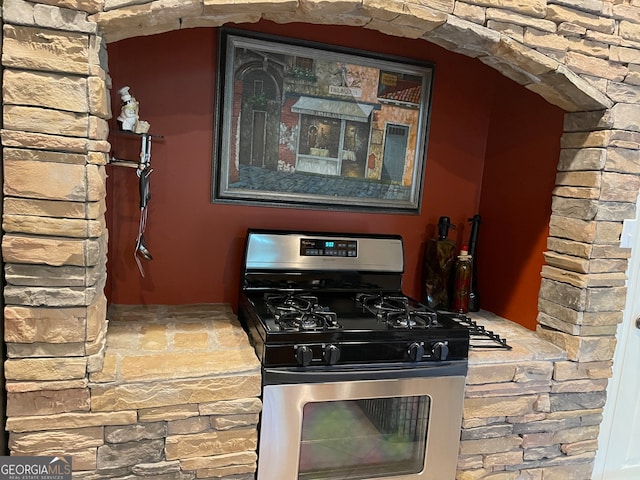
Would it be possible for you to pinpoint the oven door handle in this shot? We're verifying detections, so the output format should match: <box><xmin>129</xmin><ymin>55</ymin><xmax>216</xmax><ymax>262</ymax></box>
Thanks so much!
<box><xmin>263</xmin><ymin>361</ymin><xmax>468</xmax><ymax>385</ymax></box>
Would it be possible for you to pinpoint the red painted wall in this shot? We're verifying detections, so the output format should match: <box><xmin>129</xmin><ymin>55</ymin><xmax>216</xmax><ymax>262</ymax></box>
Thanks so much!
<box><xmin>105</xmin><ymin>21</ymin><xmax>563</xmax><ymax>329</ymax></box>
<box><xmin>478</xmin><ymin>76</ymin><xmax>564</xmax><ymax>330</ymax></box>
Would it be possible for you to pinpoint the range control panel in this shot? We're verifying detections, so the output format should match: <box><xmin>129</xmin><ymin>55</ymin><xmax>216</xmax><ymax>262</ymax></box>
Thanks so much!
<box><xmin>244</xmin><ymin>230</ymin><xmax>403</xmax><ymax>272</ymax></box>
<box><xmin>300</xmin><ymin>238</ymin><xmax>358</xmax><ymax>257</ymax></box>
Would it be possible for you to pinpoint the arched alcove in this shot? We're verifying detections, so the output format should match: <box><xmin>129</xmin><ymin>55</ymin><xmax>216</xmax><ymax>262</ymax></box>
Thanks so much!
<box><xmin>92</xmin><ymin>3</ymin><xmax>612</xmax><ymax>112</ymax></box>
<box><xmin>3</xmin><ymin>1</ymin><xmax>638</xmax><ymax>478</ymax></box>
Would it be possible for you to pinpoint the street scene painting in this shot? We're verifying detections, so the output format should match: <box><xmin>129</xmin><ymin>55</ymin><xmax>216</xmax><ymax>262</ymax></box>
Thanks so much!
<box><xmin>213</xmin><ymin>29</ymin><xmax>434</xmax><ymax>213</ymax></box>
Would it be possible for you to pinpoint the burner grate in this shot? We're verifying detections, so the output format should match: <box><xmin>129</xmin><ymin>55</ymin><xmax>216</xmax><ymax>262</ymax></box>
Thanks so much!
<box><xmin>277</xmin><ymin>311</ymin><xmax>341</xmax><ymax>331</ymax></box>
<box><xmin>450</xmin><ymin>314</ymin><xmax>512</xmax><ymax>350</ymax></box>
<box><xmin>356</xmin><ymin>293</ymin><xmax>438</xmax><ymax>329</ymax></box>
<box><xmin>264</xmin><ymin>293</ymin><xmax>341</xmax><ymax>331</ymax></box>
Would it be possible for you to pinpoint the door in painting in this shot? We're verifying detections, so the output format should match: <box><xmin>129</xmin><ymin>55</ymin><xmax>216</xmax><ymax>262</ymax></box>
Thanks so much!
<box><xmin>251</xmin><ymin>110</ymin><xmax>267</xmax><ymax>167</ymax></box>
<box><xmin>381</xmin><ymin>124</ymin><xmax>408</xmax><ymax>183</ymax></box>
<box><xmin>593</xmin><ymin>198</ymin><xmax>640</xmax><ymax>480</ymax></box>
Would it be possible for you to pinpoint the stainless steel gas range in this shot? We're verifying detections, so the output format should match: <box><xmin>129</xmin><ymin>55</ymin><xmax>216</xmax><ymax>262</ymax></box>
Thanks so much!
<box><xmin>238</xmin><ymin>229</ymin><xmax>471</xmax><ymax>480</ymax></box>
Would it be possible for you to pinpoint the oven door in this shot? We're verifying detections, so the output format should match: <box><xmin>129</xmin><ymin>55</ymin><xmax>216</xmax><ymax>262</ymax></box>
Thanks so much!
<box><xmin>257</xmin><ymin>365</ymin><xmax>466</xmax><ymax>480</ymax></box>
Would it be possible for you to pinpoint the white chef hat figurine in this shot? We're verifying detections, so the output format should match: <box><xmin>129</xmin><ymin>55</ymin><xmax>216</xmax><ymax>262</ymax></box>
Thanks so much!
<box><xmin>117</xmin><ymin>86</ymin><xmax>150</xmax><ymax>134</ymax></box>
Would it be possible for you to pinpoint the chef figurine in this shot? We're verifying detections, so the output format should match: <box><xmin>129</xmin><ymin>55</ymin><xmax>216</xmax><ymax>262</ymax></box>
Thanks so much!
<box><xmin>117</xmin><ymin>86</ymin><xmax>138</xmax><ymax>132</ymax></box>
<box><xmin>117</xmin><ymin>86</ymin><xmax>150</xmax><ymax>133</ymax></box>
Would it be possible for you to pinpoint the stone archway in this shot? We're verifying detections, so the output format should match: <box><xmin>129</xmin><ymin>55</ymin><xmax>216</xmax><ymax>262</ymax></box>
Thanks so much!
<box><xmin>4</xmin><ymin>1</ymin><xmax>640</xmax><ymax>478</ymax></box>
<box><xmin>93</xmin><ymin>1</ymin><xmax>614</xmax><ymax>113</ymax></box>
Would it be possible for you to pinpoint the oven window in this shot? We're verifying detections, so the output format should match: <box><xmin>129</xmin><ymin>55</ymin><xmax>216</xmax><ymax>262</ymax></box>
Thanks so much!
<box><xmin>299</xmin><ymin>396</ymin><xmax>431</xmax><ymax>479</ymax></box>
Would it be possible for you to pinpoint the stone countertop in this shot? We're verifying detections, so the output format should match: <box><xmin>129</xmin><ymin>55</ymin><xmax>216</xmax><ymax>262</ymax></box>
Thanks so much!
<box><xmin>466</xmin><ymin>310</ymin><xmax>566</xmax><ymax>365</ymax></box>
<box><xmin>91</xmin><ymin>303</ymin><xmax>261</xmax><ymax>385</ymax></box>
<box><xmin>93</xmin><ymin>304</ymin><xmax>565</xmax><ymax>383</ymax></box>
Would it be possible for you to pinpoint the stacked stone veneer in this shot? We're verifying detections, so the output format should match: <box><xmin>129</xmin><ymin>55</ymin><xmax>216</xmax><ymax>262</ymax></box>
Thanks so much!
<box><xmin>7</xmin><ymin>303</ymin><xmax>262</xmax><ymax>480</ymax></box>
<box><xmin>2</xmin><ymin>0</ymin><xmax>640</xmax><ymax>479</ymax></box>
<box><xmin>460</xmin><ymin>311</ymin><xmax>612</xmax><ymax>479</ymax></box>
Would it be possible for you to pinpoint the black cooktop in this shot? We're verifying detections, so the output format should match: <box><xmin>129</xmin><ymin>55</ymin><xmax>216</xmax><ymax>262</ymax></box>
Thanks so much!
<box><xmin>239</xmin><ymin>290</ymin><xmax>470</xmax><ymax>368</ymax></box>
<box><xmin>253</xmin><ymin>291</ymin><xmax>464</xmax><ymax>332</ymax></box>
<box><xmin>236</xmin><ymin>230</ymin><xmax>509</xmax><ymax>369</ymax></box>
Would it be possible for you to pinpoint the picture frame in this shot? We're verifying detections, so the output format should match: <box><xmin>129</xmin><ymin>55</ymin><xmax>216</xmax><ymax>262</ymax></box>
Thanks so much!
<box><xmin>213</xmin><ymin>29</ymin><xmax>434</xmax><ymax>214</ymax></box>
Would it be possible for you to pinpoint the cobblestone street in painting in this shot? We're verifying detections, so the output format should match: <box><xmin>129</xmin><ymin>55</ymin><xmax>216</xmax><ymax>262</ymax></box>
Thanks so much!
<box><xmin>230</xmin><ymin>164</ymin><xmax>412</xmax><ymax>200</ymax></box>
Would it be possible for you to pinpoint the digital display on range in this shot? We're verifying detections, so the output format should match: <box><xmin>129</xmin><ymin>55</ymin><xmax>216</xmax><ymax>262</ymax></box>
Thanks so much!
<box><xmin>300</xmin><ymin>238</ymin><xmax>357</xmax><ymax>257</ymax></box>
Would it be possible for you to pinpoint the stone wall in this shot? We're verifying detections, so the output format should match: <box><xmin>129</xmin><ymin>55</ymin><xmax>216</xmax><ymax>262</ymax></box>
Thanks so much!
<box><xmin>2</xmin><ymin>0</ymin><xmax>640</xmax><ymax>479</ymax></box>
<box><xmin>461</xmin><ymin>311</ymin><xmax>611</xmax><ymax>479</ymax></box>
<box><xmin>6</xmin><ymin>304</ymin><xmax>262</xmax><ymax>480</ymax></box>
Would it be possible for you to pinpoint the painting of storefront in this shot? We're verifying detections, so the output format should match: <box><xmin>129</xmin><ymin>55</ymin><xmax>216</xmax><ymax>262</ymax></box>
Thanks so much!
<box><xmin>215</xmin><ymin>30</ymin><xmax>433</xmax><ymax>213</ymax></box>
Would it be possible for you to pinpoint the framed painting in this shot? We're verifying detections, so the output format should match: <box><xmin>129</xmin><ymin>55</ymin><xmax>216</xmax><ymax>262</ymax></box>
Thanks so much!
<box><xmin>213</xmin><ymin>29</ymin><xmax>434</xmax><ymax>213</ymax></box>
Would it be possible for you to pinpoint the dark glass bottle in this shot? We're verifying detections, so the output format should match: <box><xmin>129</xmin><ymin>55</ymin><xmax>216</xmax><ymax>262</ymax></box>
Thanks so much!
<box><xmin>423</xmin><ymin>216</ymin><xmax>456</xmax><ymax>310</ymax></box>
<box><xmin>452</xmin><ymin>246</ymin><xmax>472</xmax><ymax>314</ymax></box>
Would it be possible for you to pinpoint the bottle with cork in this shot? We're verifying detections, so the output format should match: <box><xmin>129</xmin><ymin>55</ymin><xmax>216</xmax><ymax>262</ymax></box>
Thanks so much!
<box><xmin>452</xmin><ymin>245</ymin><xmax>473</xmax><ymax>314</ymax></box>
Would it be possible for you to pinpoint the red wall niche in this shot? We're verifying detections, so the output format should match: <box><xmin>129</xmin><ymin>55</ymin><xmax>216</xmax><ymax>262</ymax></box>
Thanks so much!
<box><xmin>105</xmin><ymin>21</ymin><xmax>563</xmax><ymax>329</ymax></box>
<box><xmin>478</xmin><ymin>74</ymin><xmax>564</xmax><ymax>330</ymax></box>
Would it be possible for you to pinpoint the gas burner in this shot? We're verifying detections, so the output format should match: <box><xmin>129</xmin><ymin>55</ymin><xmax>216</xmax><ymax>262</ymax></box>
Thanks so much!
<box><xmin>386</xmin><ymin>311</ymin><xmax>417</xmax><ymax>328</ymax></box>
<box><xmin>277</xmin><ymin>311</ymin><xmax>340</xmax><ymax>331</ymax></box>
<box><xmin>356</xmin><ymin>293</ymin><xmax>408</xmax><ymax>315</ymax></box>
<box><xmin>386</xmin><ymin>309</ymin><xmax>439</xmax><ymax>329</ymax></box>
<box><xmin>265</xmin><ymin>293</ymin><xmax>341</xmax><ymax>331</ymax></box>
<box><xmin>265</xmin><ymin>293</ymin><xmax>319</xmax><ymax>312</ymax></box>
<box><xmin>356</xmin><ymin>293</ymin><xmax>439</xmax><ymax>329</ymax></box>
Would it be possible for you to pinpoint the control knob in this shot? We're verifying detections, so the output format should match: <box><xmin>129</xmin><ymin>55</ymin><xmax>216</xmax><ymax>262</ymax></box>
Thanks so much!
<box><xmin>295</xmin><ymin>345</ymin><xmax>313</xmax><ymax>366</ymax></box>
<box><xmin>323</xmin><ymin>344</ymin><xmax>341</xmax><ymax>365</ymax></box>
<box><xmin>432</xmin><ymin>341</ymin><xmax>449</xmax><ymax>361</ymax></box>
<box><xmin>408</xmin><ymin>342</ymin><xmax>425</xmax><ymax>362</ymax></box>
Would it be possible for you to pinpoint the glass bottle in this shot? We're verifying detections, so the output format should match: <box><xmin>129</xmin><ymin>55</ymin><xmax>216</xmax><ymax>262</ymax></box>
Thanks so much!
<box><xmin>423</xmin><ymin>216</ymin><xmax>456</xmax><ymax>309</ymax></box>
<box><xmin>452</xmin><ymin>246</ymin><xmax>472</xmax><ymax>314</ymax></box>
